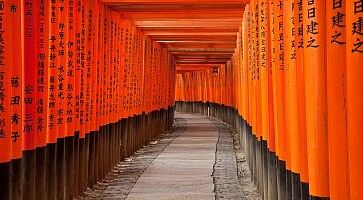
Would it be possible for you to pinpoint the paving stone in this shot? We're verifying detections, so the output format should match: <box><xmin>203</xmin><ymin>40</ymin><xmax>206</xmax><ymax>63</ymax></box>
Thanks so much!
<box><xmin>126</xmin><ymin>114</ymin><xmax>216</xmax><ymax>200</ymax></box>
<box><xmin>210</xmin><ymin>118</ymin><xmax>246</xmax><ymax>200</ymax></box>
<box><xmin>78</xmin><ymin>117</ymin><xmax>187</xmax><ymax>199</ymax></box>
<box><xmin>79</xmin><ymin>114</ymin><xmax>259</xmax><ymax>200</ymax></box>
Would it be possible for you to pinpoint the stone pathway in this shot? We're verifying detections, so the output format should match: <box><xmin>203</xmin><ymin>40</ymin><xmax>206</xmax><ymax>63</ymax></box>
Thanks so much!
<box><xmin>127</xmin><ymin>114</ymin><xmax>218</xmax><ymax>200</ymax></box>
<box><xmin>212</xmin><ymin>118</ymin><xmax>246</xmax><ymax>200</ymax></box>
<box><xmin>79</xmin><ymin>118</ymin><xmax>186</xmax><ymax>199</ymax></box>
<box><xmin>80</xmin><ymin>113</ymin><xmax>256</xmax><ymax>200</ymax></box>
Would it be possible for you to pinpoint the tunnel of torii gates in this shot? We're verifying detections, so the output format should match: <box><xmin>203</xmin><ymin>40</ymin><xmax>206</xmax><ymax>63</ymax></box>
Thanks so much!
<box><xmin>0</xmin><ymin>0</ymin><xmax>362</xmax><ymax>199</ymax></box>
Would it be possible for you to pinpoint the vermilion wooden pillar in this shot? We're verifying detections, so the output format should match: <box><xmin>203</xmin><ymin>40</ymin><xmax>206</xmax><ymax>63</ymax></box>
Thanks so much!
<box><xmin>326</xmin><ymin>1</ymin><xmax>350</xmax><ymax>200</ymax></box>
<box><xmin>346</xmin><ymin>0</ymin><xmax>363</xmax><ymax>199</ymax></box>
<box><xmin>303</xmin><ymin>0</ymin><xmax>330</xmax><ymax>198</ymax></box>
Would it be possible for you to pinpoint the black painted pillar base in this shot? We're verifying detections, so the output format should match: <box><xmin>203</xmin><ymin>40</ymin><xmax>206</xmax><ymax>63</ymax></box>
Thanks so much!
<box><xmin>84</xmin><ymin>132</ymin><xmax>90</xmax><ymax>189</ymax></box>
<box><xmin>262</xmin><ymin>140</ymin><xmax>268</xmax><ymax>200</ymax></box>
<box><xmin>267</xmin><ymin>151</ymin><xmax>278</xmax><ymax>200</ymax></box>
<box><xmin>301</xmin><ymin>182</ymin><xmax>310</xmax><ymax>200</ymax></box>
<box><xmin>0</xmin><ymin>161</ymin><xmax>11</xmax><ymax>200</ymax></box>
<box><xmin>256</xmin><ymin>138</ymin><xmax>263</xmax><ymax>193</ymax></box>
<box><xmin>56</xmin><ymin>138</ymin><xmax>66</xmax><ymax>199</ymax></box>
<box><xmin>35</xmin><ymin>146</ymin><xmax>47</xmax><ymax>199</ymax></box>
<box><xmin>286</xmin><ymin>169</ymin><xmax>292</xmax><ymax>199</ymax></box>
<box><xmin>46</xmin><ymin>142</ymin><xmax>57</xmax><ymax>200</ymax></box>
<box><xmin>291</xmin><ymin>172</ymin><xmax>301</xmax><ymax>200</ymax></box>
<box><xmin>22</xmin><ymin>150</ymin><xmax>36</xmax><ymax>200</ymax></box>
<box><xmin>65</xmin><ymin>136</ymin><xmax>75</xmax><ymax>199</ymax></box>
<box><xmin>73</xmin><ymin>132</ymin><xmax>80</xmax><ymax>198</ymax></box>
<box><xmin>78</xmin><ymin>137</ymin><xmax>86</xmax><ymax>196</ymax></box>
<box><xmin>88</xmin><ymin>131</ymin><xmax>96</xmax><ymax>188</ymax></box>
<box><xmin>277</xmin><ymin>159</ymin><xmax>287</xmax><ymax>200</ymax></box>
<box><xmin>12</xmin><ymin>158</ymin><xmax>22</xmax><ymax>200</ymax></box>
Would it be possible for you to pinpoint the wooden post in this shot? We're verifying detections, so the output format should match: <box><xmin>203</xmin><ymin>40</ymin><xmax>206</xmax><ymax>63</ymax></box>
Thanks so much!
<box><xmin>303</xmin><ymin>0</ymin><xmax>330</xmax><ymax>198</ymax></box>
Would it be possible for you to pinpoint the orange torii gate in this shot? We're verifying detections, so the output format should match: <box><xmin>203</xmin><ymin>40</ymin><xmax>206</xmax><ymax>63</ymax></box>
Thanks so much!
<box><xmin>0</xmin><ymin>0</ymin><xmax>176</xmax><ymax>199</ymax></box>
<box><xmin>0</xmin><ymin>0</ymin><xmax>362</xmax><ymax>200</ymax></box>
<box><xmin>175</xmin><ymin>1</ymin><xmax>363</xmax><ymax>200</ymax></box>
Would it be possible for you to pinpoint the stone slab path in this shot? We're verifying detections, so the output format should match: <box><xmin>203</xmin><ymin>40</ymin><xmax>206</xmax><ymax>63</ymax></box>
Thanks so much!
<box><xmin>127</xmin><ymin>114</ymin><xmax>218</xmax><ymax>200</ymax></box>
<box><xmin>81</xmin><ymin>113</ymin><xmax>249</xmax><ymax>200</ymax></box>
